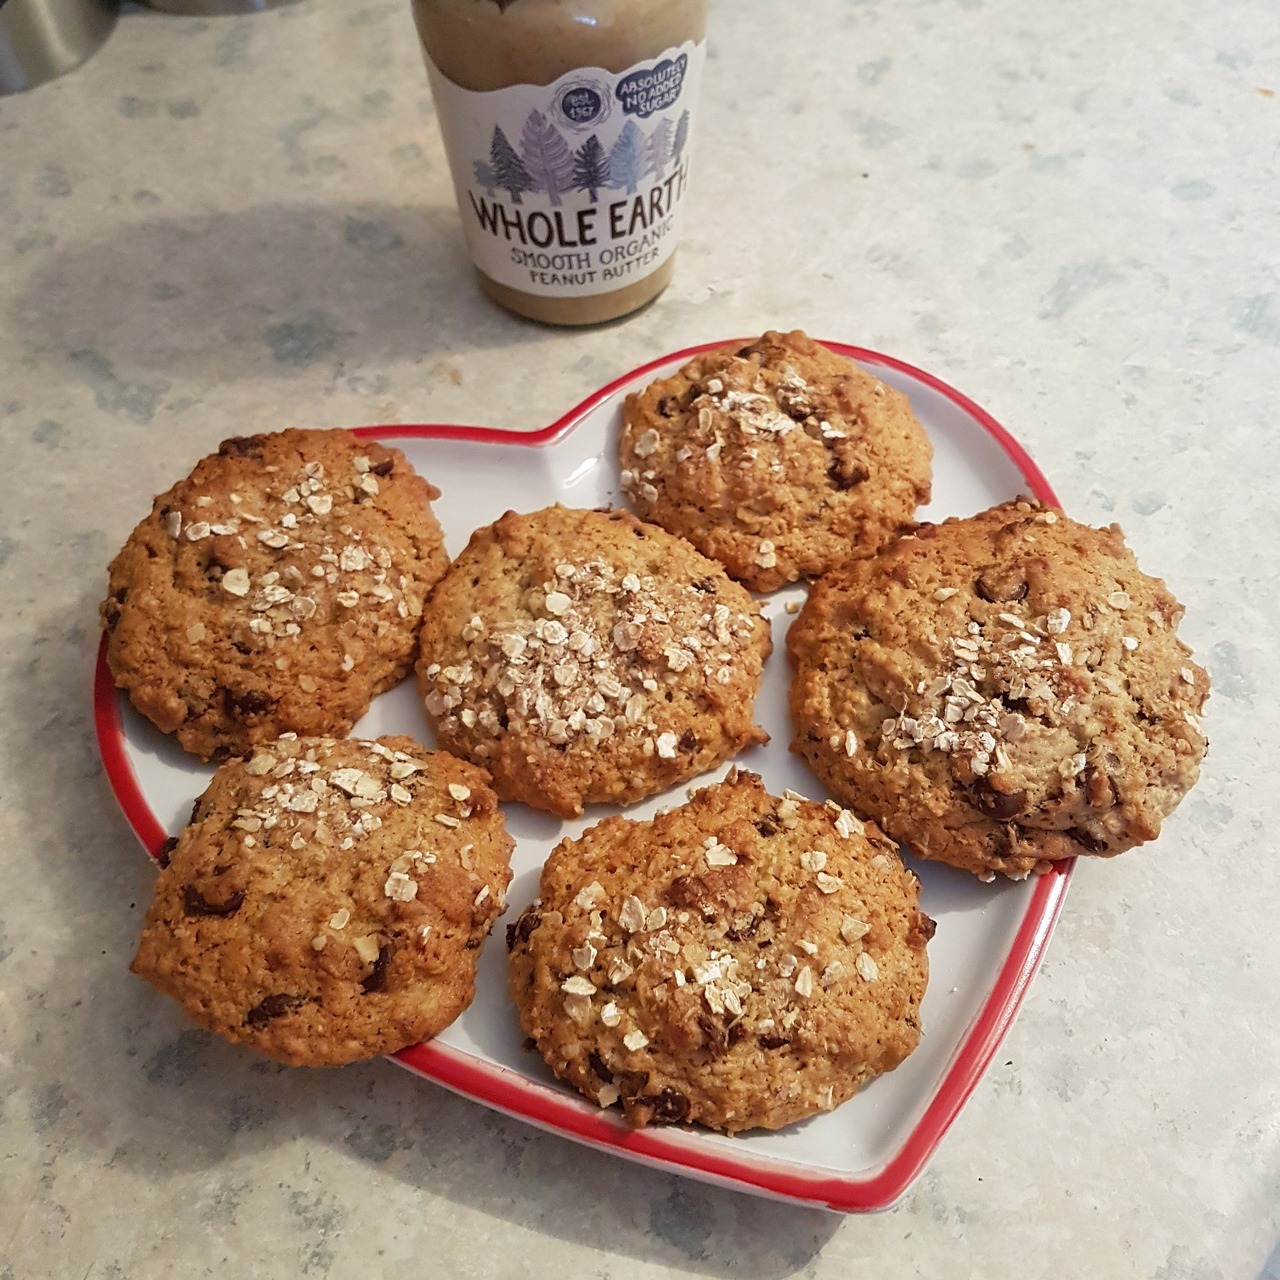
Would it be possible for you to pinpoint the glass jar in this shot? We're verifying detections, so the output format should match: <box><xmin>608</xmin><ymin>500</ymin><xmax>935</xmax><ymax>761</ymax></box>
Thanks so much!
<box><xmin>412</xmin><ymin>0</ymin><xmax>710</xmax><ymax>326</ymax></box>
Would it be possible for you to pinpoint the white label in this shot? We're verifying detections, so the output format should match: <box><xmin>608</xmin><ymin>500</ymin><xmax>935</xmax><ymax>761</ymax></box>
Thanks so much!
<box><xmin>426</xmin><ymin>41</ymin><xmax>705</xmax><ymax>298</ymax></box>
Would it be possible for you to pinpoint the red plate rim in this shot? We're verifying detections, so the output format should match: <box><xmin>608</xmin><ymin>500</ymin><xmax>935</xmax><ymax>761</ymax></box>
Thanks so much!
<box><xmin>93</xmin><ymin>338</ymin><xmax>1071</xmax><ymax>1213</ymax></box>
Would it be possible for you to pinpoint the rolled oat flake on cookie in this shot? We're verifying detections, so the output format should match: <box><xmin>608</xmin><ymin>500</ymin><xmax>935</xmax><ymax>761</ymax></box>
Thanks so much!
<box><xmin>787</xmin><ymin>498</ymin><xmax>1210</xmax><ymax>878</ymax></box>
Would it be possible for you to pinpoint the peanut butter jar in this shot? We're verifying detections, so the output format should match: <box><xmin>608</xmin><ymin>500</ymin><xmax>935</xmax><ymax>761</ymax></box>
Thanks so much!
<box><xmin>412</xmin><ymin>0</ymin><xmax>709</xmax><ymax>326</ymax></box>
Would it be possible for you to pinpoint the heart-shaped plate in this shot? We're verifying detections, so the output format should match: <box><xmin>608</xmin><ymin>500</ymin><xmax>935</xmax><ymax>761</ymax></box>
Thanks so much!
<box><xmin>94</xmin><ymin>340</ymin><xmax>1070</xmax><ymax>1212</ymax></box>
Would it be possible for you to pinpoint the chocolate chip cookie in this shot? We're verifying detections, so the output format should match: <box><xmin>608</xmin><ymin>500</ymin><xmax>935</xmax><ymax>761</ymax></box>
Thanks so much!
<box><xmin>788</xmin><ymin>499</ymin><xmax>1211</xmax><ymax>878</ymax></box>
<box><xmin>131</xmin><ymin>735</ymin><xmax>513</xmax><ymax>1066</ymax></box>
<box><xmin>417</xmin><ymin>505</ymin><xmax>772</xmax><ymax>818</ymax></box>
<box><xmin>620</xmin><ymin>330</ymin><xmax>933</xmax><ymax>591</ymax></box>
<box><xmin>507</xmin><ymin>769</ymin><xmax>933</xmax><ymax>1133</ymax></box>
<box><xmin>101</xmin><ymin>429</ymin><xmax>449</xmax><ymax>759</ymax></box>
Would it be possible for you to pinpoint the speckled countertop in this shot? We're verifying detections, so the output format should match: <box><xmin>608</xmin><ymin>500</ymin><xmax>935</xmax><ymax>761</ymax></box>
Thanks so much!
<box><xmin>2</xmin><ymin>0</ymin><xmax>1277</xmax><ymax>1275</ymax></box>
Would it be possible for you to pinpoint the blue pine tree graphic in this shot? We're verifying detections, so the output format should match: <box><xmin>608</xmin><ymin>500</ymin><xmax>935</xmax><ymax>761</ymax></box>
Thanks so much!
<box><xmin>608</xmin><ymin>120</ymin><xmax>646</xmax><ymax>196</ymax></box>
<box><xmin>520</xmin><ymin>109</ymin><xmax>575</xmax><ymax>206</ymax></box>
<box><xmin>473</xmin><ymin>160</ymin><xmax>497</xmax><ymax>197</ymax></box>
<box><xmin>646</xmin><ymin>118</ymin><xmax>673</xmax><ymax>181</ymax></box>
<box><xmin>671</xmin><ymin>110</ymin><xmax>691</xmax><ymax>165</ymax></box>
<box><xmin>572</xmin><ymin>134</ymin><xmax>610</xmax><ymax>203</ymax></box>
<box><xmin>489</xmin><ymin>126</ymin><xmax>533</xmax><ymax>203</ymax></box>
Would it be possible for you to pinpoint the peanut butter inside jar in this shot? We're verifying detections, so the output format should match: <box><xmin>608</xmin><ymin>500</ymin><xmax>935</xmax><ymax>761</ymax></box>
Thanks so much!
<box><xmin>413</xmin><ymin>0</ymin><xmax>709</xmax><ymax>326</ymax></box>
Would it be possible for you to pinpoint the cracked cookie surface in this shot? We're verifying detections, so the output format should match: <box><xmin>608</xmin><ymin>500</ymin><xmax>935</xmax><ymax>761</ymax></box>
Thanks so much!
<box><xmin>787</xmin><ymin>499</ymin><xmax>1211</xmax><ymax>877</ymax></box>
<box><xmin>619</xmin><ymin>330</ymin><xmax>932</xmax><ymax>591</ymax></box>
<box><xmin>507</xmin><ymin>769</ymin><xmax>932</xmax><ymax>1133</ymax></box>
<box><xmin>131</xmin><ymin>735</ymin><xmax>513</xmax><ymax>1066</ymax></box>
<box><xmin>102</xmin><ymin>428</ymin><xmax>449</xmax><ymax>759</ymax></box>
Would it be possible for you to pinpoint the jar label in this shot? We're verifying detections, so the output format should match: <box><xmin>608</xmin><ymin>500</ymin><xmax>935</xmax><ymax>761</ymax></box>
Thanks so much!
<box><xmin>426</xmin><ymin>41</ymin><xmax>705</xmax><ymax>298</ymax></box>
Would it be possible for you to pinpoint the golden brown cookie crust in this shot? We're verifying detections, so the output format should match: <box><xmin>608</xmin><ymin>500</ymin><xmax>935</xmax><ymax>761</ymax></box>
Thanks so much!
<box><xmin>787</xmin><ymin>499</ymin><xmax>1211</xmax><ymax>878</ymax></box>
<box><xmin>101</xmin><ymin>429</ymin><xmax>449</xmax><ymax>759</ymax></box>
<box><xmin>619</xmin><ymin>330</ymin><xmax>933</xmax><ymax>592</ymax></box>
<box><xmin>417</xmin><ymin>505</ymin><xmax>772</xmax><ymax>818</ymax></box>
<box><xmin>131</xmin><ymin>735</ymin><xmax>513</xmax><ymax>1066</ymax></box>
<box><xmin>507</xmin><ymin>769</ymin><xmax>933</xmax><ymax>1133</ymax></box>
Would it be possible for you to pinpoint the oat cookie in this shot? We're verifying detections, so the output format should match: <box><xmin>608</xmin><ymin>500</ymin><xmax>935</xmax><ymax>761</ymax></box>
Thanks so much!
<box><xmin>619</xmin><ymin>330</ymin><xmax>933</xmax><ymax>592</ymax></box>
<box><xmin>417</xmin><ymin>505</ymin><xmax>772</xmax><ymax>818</ymax></box>
<box><xmin>131</xmin><ymin>735</ymin><xmax>513</xmax><ymax>1066</ymax></box>
<box><xmin>101</xmin><ymin>429</ymin><xmax>449</xmax><ymax>759</ymax></box>
<box><xmin>788</xmin><ymin>499</ymin><xmax>1211</xmax><ymax>878</ymax></box>
<box><xmin>507</xmin><ymin>769</ymin><xmax>933</xmax><ymax>1132</ymax></box>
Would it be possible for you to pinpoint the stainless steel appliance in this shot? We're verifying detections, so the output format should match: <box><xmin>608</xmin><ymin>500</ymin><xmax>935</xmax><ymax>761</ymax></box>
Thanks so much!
<box><xmin>0</xmin><ymin>0</ymin><xmax>118</xmax><ymax>95</ymax></box>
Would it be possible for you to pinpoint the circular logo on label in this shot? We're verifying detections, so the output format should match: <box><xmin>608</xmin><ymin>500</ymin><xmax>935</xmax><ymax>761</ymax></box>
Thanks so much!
<box><xmin>556</xmin><ymin>79</ymin><xmax>611</xmax><ymax>130</ymax></box>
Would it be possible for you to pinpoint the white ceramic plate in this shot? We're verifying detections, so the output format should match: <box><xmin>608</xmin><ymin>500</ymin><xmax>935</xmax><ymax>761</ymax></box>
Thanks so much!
<box><xmin>95</xmin><ymin>340</ymin><xmax>1071</xmax><ymax>1213</ymax></box>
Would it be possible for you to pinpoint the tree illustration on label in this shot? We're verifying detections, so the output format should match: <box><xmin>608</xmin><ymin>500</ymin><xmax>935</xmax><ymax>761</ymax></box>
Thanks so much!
<box><xmin>671</xmin><ymin>110</ymin><xmax>691</xmax><ymax>166</ymax></box>
<box><xmin>489</xmin><ymin>126</ymin><xmax>534</xmax><ymax>203</ymax></box>
<box><xmin>645</xmin><ymin>118</ymin><xmax>673</xmax><ymax>181</ymax></box>
<box><xmin>473</xmin><ymin>160</ymin><xmax>498</xmax><ymax>198</ymax></box>
<box><xmin>520</xmin><ymin>109</ymin><xmax>575</xmax><ymax>206</ymax></box>
<box><xmin>572</xmin><ymin>135</ymin><xmax>611</xmax><ymax>203</ymax></box>
<box><xmin>608</xmin><ymin>120</ymin><xmax>646</xmax><ymax>196</ymax></box>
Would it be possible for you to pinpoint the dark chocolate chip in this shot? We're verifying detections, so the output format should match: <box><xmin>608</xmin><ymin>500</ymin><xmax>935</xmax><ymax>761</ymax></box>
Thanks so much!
<box><xmin>827</xmin><ymin>458</ymin><xmax>870</xmax><ymax>491</ymax></box>
<box><xmin>508</xmin><ymin>908</ymin><xmax>541</xmax><ymax>950</ymax></box>
<box><xmin>910</xmin><ymin>911</ymin><xmax>938</xmax><ymax>946</ymax></box>
<box><xmin>1068</xmin><ymin>827</ymin><xmax>1109</xmax><ymax>853</ymax></box>
<box><xmin>1079</xmin><ymin>764</ymin><xmax>1118</xmax><ymax>808</ymax></box>
<box><xmin>697</xmin><ymin>1013</ymin><xmax>730</xmax><ymax>1056</ymax></box>
<box><xmin>665</xmin><ymin>875</ymin><xmax>705</xmax><ymax>911</ymax></box>
<box><xmin>758</xmin><ymin>1033</ymin><xmax>788</xmax><ymax>1050</ymax></box>
<box><xmin>360</xmin><ymin>947</ymin><xmax>390</xmax><ymax>993</ymax></box>
<box><xmin>970</xmin><ymin>778</ymin><xmax>1028</xmax><ymax>821</ymax></box>
<box><xmin>182</xmin><ymin>885</ymin><xmax>245</xmax><ymax>917</ymax></box>
<box><xmin>754</xmin><ymin>813</ymin><xmax>781</xmax><ymax>837</ymax></box>
<box><xmin>639</xmin><ymin>1088</ymin><xmax>691</xmax><ymax>1126</ymax></box>
<box><xmin>974</xmin><ymin>569</ymin><xmax>1029</xmax><ymax>603</ymax></box>
<box><xmin>369</xmin><ymin>458</ymin><xmax>394</xmax><ymax>476</ymax></box>
<box><xmin>615</xmin><ymin>1070</ymin><xmax>650</xmax><ymax>1104</ymax></box>
<box><xmin>103</xmin><ymin>590</ymin><xmax>126</xmax><ymax>630</ymax></box>
<box><xmin>678</xmin><ymin>729</ymin><xmax>697</xmax><ymax>753</ymax></box>
<box><xmin>245</xmin><ymin>993</ymin><xmax>304</xmax><ymax>1027</ymax></box>
<box><xmin>993</xmin><ymin>824</ymin><xmax>1023</xmax><ymax>859</ymax></box>
<box><xmin>225</xmin><ymin>688</ymin><xmax>274</xmax><ymax>718</ymax></box>
<box><xmin>218</xmin><ymin>435</ymin><xmax>264</xmax><ymax>459</ymax></box>
<box><xmin>588</xmin><ymin>1051</ymin><xmax>614</xmax><ymax>1083</ymax></box>
<box><xmin>156</xmin><ymin>836</ymin><xmax>179</xmax><ymax>868</ymax></box>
